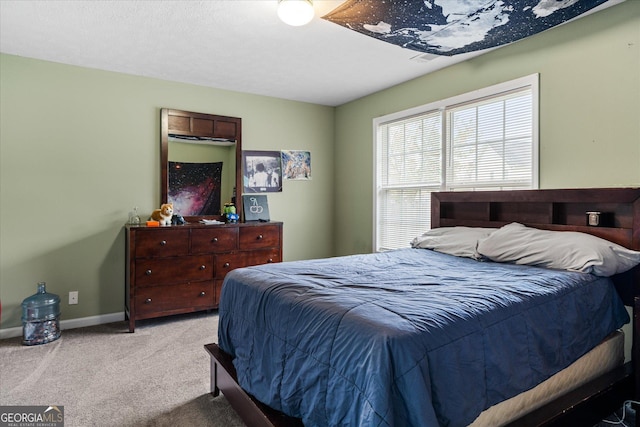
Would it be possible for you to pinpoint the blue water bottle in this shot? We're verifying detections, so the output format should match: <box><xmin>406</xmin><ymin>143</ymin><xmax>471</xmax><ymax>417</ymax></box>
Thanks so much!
<box><xmin>21</xmin><ymin>282</ymin><xmax>61</xmax><ymax>345</ymax></box>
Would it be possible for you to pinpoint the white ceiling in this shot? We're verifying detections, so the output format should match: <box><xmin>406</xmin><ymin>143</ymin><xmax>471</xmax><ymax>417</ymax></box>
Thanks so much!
<box><xmin>0</xmin><ymin>0</ymin><xmax>625</xmax><ymax>107</ymax></box>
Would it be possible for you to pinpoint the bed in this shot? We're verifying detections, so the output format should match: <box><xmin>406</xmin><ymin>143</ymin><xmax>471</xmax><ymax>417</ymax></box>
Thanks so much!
<box><xmin>206</xmin><ymin>188</ymin><xmax>640</xmax><ymax>427</ymax></box>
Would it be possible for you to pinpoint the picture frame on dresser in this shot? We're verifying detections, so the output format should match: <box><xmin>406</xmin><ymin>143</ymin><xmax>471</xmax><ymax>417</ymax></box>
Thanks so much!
<box><xmin>243</xmin><ymin>194</ymin><xmax>270</xmax><ymax>222</ymax></box>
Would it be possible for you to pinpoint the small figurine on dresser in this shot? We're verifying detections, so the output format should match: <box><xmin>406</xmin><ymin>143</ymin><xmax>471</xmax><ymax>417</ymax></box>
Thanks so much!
<box><xmin>223</xmin><ymin>203</ymin><xmax>239</xmax><ymax>223</ymax></box>
<box><xmin>171</xmin><ymin>214</ymin><xmax>186</xmax><ymax>225</ymax></box>
<box><xmin>150</xmin><ymin>203</ymin><xmax>174</xmax><ymax>226</ymax></box>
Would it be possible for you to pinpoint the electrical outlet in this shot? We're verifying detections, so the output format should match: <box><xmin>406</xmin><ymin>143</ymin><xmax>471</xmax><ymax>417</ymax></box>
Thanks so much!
<box><xmin>69</xmin><ymin>291</ymin><xmax>78</xmax><ymax>305</ymax></box>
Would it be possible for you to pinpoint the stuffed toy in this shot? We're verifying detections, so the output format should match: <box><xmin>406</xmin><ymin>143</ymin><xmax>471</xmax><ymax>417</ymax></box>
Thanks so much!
<box><xmin>150</xmin><ymin>203</ymin><xmax>174</xmax><ymax>226</ymax></box>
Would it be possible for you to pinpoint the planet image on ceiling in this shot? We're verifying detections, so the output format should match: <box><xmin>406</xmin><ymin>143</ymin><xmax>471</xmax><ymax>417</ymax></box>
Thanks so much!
<box><xmin>323</xmin><ymin>0</ymin><xmax>613</xmax><ymax>56</ymax></box>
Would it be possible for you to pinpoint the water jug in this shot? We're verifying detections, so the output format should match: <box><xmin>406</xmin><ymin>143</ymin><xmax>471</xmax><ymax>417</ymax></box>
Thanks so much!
<box><xmin>22</xmin><ymin>282</ymin><xmax>61</xmax><ymax>345</ymax></box>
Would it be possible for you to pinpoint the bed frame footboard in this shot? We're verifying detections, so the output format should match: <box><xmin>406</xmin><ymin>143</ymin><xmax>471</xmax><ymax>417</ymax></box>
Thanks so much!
<box><xmin>205</xmin><ymin>343</ymin><xmax>303</xmax><ymax>427</ymax></box>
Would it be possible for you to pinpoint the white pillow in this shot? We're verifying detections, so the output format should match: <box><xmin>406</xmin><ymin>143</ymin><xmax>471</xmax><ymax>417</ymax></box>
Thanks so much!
<box><xmin>476</xmin><ymin>222</ymin><xmax>640</xmax><ymax>277</ymax></box>
<box><xmin>411</xmin><ymin>227</ymin><xmax>496</xmax><ymax>259</ymax></box>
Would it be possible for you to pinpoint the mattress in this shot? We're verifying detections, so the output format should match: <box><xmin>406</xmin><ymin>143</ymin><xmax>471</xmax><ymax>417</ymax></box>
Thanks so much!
<box><xmin>471</xmin><ymin>330</ymin><xmax>624</xmax><ymax>426</ymax></box>
<box><xmin>218</xmin><ymin>248</ymin><xmax>630</xmax><ymax>427</ymax></box>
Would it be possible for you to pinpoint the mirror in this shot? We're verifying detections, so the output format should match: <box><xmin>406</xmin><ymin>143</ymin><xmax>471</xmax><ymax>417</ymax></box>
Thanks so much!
<box><xmin>161</xmin><ymin>108</ymin><xmax>243</xmax><ymax>220</ymax></box>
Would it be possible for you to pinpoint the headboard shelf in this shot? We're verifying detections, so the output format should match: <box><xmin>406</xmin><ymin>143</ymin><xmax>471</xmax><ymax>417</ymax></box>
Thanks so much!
<box><xmin>553</xmin><ymin>202</ymin><xmax>633</xmax><ymax>228</ymax></box>
<box><xmin>433</xmin><ymin>188</ymin><xmax>640</xmax><ymax>250</ymax></box>
<box><xmin>490</xmin><ymin>201</ymin><xmax>553</xmax><ymax>224</ymax></box>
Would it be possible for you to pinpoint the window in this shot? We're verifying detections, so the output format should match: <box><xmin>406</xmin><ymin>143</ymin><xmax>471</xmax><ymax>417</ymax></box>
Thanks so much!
<box><xmin>374</xmin><ymin>74</ymin><xmax>539</xmax><ymax>251</ymax></box>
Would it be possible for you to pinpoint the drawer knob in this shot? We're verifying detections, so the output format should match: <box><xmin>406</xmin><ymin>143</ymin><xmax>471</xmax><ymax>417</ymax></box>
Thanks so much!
<box><xmin>199</xmin><ymin>291</ymin><xmax>206</xmax><ymax>297</ymax></box>
<box><xmin>160</xmin><ymin>240</ymin><xmax>167</xmax><ymax>246</ymax></box>
<box><xmin>199</xmin><ymin>265</ymin><xmax>206</xmax><ymax>270</ymax></box>
<box><xmin>257</xmin><ymin>234</ymin><xmax>263</xmax><ymax>240</ymax></box>
<box><xmin>145</xmin><ymin>298</ymin><xmax>152</xmax><ymax>304</ymax></box>
<box><xmin>223</xmin><ymin>262</ymin><xmax>230</xmax><ymax>268</ymax></box>
<box><xmin>145</xmin><ymin>269</ymin><xmax>152</xmax><ymax>275</ymax></box>
<box><xmin>212</xmin><ymin>237</ymin><xmax>218</xmax><ymax>243</ymax></box>
<box><xmin>267</xmin><ymin>258</ymin><xmax>274</xmax><ymax>263</ymax></box>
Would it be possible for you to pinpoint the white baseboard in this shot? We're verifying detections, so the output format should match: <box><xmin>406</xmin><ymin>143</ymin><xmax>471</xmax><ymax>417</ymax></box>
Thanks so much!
<box><xmin>0</xmin><ymin>312</ymin><xmax>125</xmax><ymax>340</ymax></box>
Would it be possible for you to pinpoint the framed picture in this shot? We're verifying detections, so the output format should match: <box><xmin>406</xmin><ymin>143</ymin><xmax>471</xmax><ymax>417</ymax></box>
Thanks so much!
<box><xmin>281</xmin><ymin>150</ymin><xmax>312</xmax><ymax>180</ymax></box>
<box><xmin>243</xmin><ymin>194</ymin><xmax>270</xmax><ymax>222</ymax></box>
<box><xmin>242</xmin><ymin>150</ymin><xmax>282</xmax><ymax>193</ymax></box>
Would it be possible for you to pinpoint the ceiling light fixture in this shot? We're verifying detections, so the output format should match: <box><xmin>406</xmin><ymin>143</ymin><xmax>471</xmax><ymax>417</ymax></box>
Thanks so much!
<box><xmin>277</xmin><ymin>0</ymin><xmax>314</xmax><ymax>26</ymax></box>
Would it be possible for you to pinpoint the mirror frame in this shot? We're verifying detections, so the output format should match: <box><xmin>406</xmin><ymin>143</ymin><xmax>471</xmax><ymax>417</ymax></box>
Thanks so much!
<box><xmin>160</xmin><ymin>108</ymin><xmax>243</xmax><ymax>221</ymax></box>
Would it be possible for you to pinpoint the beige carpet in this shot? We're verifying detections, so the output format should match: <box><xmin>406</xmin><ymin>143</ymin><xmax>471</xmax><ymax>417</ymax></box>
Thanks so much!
<box><xmin>0</xmin><ymin>312</ymin><xmax>246</xmax><ymax>427</ymax></box>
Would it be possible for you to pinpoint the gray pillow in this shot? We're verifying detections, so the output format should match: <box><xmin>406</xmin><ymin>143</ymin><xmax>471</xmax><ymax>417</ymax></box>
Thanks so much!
<box><xmin>411</xmin><ymin>227</ymin><xmax>497</xmax><ymax>259</ymax></box>
<box><xmin>477</xmin><ymin>222</ymin><xmax>640</xmax><ymax>277</ymax></box>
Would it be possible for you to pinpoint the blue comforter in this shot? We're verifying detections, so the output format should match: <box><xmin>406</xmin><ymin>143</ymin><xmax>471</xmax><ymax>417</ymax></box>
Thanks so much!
<box><xmin>218</xmin><ymin>249</ymin><xmax>629</xmax><ymax>427</ymax></box>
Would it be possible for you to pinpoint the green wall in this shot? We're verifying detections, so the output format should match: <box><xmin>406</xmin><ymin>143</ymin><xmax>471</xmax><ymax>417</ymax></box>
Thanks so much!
<box><xmin>0</xmin><ymin>55</ymin><xmax>335</xmax><ymax>329</ymax></box>
<box><xmin>333</xmin><ymin>0</ymin><xmax>640</xmax><ymax>256</ymax></box>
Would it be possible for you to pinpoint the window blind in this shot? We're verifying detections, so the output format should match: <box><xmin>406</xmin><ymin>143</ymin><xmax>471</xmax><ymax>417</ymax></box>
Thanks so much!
<box><xmin>446</xmin><ymin>88</ymin><xmax>533</xmax><ymax>190</ymax></box>
<box><xmin>375</xmin><ymin>76</ymin><xmax>537</xmax><ymax>251</ymax></box>
<box><xmin>376</xmin><ymin>111</ymin><xmax>442</xmax><ymax>251</ymax></box>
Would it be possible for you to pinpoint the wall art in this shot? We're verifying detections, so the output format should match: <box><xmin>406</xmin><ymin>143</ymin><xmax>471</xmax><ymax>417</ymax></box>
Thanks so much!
<box><xmin>281</xmin><ymin>150</ymin><xmax>312</xmax><ymax>180</ymax></box>
<box><xmin>168</xmin><ymin>161</ymin><xmax>222</xmax><ymax>216</ymax></box>
<box><xmin>242</xmin><ymin>150</ymin><xmax>282</xmax><ymax>193</ymax></box>
<box><xmin>323</xmin><ymin>0</ymin><xmax>613</xmax><ymax>56</ymax></box>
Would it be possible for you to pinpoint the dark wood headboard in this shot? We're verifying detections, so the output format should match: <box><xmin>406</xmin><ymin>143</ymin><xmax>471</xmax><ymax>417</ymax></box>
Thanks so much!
<box><xmin>432</xmin><ymin>188</ymin><xmax>640</xmax><ymax>250</ymax></box>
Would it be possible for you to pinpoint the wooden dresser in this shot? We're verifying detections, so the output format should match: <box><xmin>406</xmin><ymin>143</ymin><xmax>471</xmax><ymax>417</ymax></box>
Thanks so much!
<box><xmin>125</xmin><ymin>222</ymin><xmax>282</xmax><ymax>332</ymax></box>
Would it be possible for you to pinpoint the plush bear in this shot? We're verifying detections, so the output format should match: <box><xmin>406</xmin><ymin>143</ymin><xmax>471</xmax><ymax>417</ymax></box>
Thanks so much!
<box><xmin>150</xmin><ymin>203</ymin><xmax>174</xmax><ymax>226</ymax></box>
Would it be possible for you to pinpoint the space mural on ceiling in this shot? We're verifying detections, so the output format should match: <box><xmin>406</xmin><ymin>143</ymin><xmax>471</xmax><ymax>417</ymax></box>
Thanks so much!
<box><xmin>322</xmin><ymin>0</ymin><xmax>618</xmax><ymax>56</ymax></box>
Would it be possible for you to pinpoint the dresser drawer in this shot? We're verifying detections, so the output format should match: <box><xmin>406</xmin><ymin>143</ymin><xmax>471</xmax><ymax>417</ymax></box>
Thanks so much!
<box><xmin>191</xmin><ymin>227</ymin><xmax>238</xmax><ymax>254</ymax></box>
<box><xmin>135</xmin><ymin>255</ymin><xmax>213</xmax><ymax>286</ymax></box>
<box><xmin>134</xmin><ymin>229</ymin><xmax>190</xmax><ymax>258</ymax></box>
<box><xmin>134</xmin><ymin>281</ymin><xmax>215</xmax><ymax>317</ymax></box>
<box><xmin>215</xmin><ymin>249</ymin><xmax>280</xmax><ymax>279</ymax></box>
<box><xmin>239</xmin><ymin>225</ymin><xmax>281</xmax><ymax>250</ymax></box>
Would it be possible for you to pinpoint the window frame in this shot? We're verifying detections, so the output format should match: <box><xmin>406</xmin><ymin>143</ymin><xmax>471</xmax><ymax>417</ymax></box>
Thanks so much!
<box><xmin>373</xmin><ymin>74</ymin><xmax>539</xmax><ymax>252</ymax></box>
